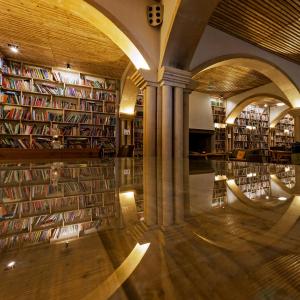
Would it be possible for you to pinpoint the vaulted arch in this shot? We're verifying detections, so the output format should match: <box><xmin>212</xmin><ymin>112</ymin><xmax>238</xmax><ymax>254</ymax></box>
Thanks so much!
<box><xmin>52</xmin><ymin>0</ymin><xmax>150</xmax><ymax>71</ymax></box>
<box><xmin>193</xmin><ymin>56</ymin><xmax>300</xmax><ymax>108</ymax></box>
<box><xmin>226</xmin><ymin>93</ymin><xmax>291</xmax><ymax>124</ymax></box>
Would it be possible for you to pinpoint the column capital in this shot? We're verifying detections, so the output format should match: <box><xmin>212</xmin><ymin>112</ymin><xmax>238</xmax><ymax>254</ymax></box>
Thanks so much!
<box><xmin>159</xmin><ymin>66</ymin><xmax>192</xmax><ymax>88</ymax></box>
<box><xmin>289</xmin><ymin>108</ymin><xmax>300</xmax><ymax>117</ymax></box>
<box><xmin>130</xmin><ymin>69</ymin><xmax>159</xmax><ymax>90</ymax></box>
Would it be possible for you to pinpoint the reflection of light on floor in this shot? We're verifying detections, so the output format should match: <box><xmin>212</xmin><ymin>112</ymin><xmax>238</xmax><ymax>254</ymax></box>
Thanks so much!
<box><xmin>83</xmin><ymin>242</ymin><xmax>150</xmax><ymax>300</ymax></box>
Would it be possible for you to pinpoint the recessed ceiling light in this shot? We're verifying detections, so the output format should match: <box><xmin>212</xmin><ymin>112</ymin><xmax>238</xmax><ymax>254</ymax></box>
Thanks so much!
<box><xmin>278</xmin><ymin>196</ymin><xmax>287</xmax><ymax>201</ymax></box>
<box><xmin>6</xmin><ymin>261</ymin><xmax>16</xmax><ymax>269</ymax></box>
<box><xmin>8</xmin><ymin>44</ymin><xmax>19</xmax><ymax>53</ymax></box>
<box><xmin>277</xmin><ymin>103</ymin><xmax>285</xmax><ymax>107</ymax></box>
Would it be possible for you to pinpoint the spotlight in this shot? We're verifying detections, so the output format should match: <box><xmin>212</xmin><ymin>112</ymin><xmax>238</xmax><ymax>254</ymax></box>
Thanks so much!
<box><xmin>276</xmin><ymin>103</ymin><xmax>285</xmax><ymax>107</ymax></box>
<box><xmin>6</xmin><ymin>261</ymin><xmax>16</xmax><ymax>270</ymax></box>
<box><xmin>8</xmin><ymin>44</ymin><xmax>19</xmax><ymax>53</ymax></box>
<box><xmin>278</xmin><ymin>197</ymin><xmax>287</xmax><ymax>201</ymax></box>
<box><xmin>264</xmin><ymin>104</ymin><xmax>268</xmax><ymax>107</ymax></box>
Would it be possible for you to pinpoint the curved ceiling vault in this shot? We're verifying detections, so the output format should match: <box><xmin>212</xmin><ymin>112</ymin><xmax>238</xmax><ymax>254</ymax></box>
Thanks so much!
<box><xmin>0</xmin><ymin>0</ymin><xmax>150</xmax><ymax>79</ymax></box>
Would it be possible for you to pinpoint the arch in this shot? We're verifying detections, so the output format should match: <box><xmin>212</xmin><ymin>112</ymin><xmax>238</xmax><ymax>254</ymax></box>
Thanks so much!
<box><xmin>270</xmin><ymin>108</ymin><xmax>293</xmax><ymax>128</ymax></box>
<box><xmin>192</xmin><ymin>55</ymin><xmax>300</xmax><ymax>108</ymax></box>
<box><xmin>226</xmin><ymin>93</ymin><xmax>291</xmax><ymax>124</ymax></box>
<box><xmin>52</xmin><ymin>0</ymin><xmax>150</xmax><ymax>71</ymax></box>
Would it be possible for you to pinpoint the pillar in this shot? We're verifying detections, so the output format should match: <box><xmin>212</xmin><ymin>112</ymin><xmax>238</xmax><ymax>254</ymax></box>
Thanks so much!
<box><xmin>144</xmin><ymin>85</ymin><xmax>157</xmax><ymax>157</ymax></box>
<box><xmin>183</xmin><ymin>89</ymin><xmax>190</xmax><ymax>157</ymax></box>
<box><xmin>161</xmin><ymin>84</ymin><xmax>174</xmax><ymax>226</ymax></box>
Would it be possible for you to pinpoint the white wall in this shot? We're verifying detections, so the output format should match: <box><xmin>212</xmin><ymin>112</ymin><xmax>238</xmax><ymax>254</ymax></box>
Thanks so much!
<box><xmin>189</xmin><ymin>91</ymin><xmax>214</xmax><ymax>130</ymax></box>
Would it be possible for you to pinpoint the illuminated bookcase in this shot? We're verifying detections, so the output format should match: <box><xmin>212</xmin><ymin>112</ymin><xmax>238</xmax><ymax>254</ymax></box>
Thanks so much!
<box><xmin>0</xmin><ymin>161</ymin><xmax>119</xmax><ymax>251</ymax></box>
<box><xmin>0</xmin><ymin>59</ymin><xmax>118</xmax><ymax>151</ymax></box>
<box><xmin>210</xmin><ymin>97</ymin><xmax>227</xmax><ymax>153</ymax></box>
<box><xmin>270</xmin><ymin>114</ymin><xmax>294</xmax><ymax>150</ymax></box>
<box><xmin>229</xmin><ymin>104</ymin><xmax>269</xmax><ymax>157</ymax></box>
<box><xmin>133</xmin><ymin>91</ymin><xmax>143</xmax><ymax>156</ymax></box>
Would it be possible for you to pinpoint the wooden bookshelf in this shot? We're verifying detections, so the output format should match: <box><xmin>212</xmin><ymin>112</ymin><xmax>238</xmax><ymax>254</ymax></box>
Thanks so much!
<box><xmin>0</xmin><ymin>58</ymin><xmax>118</xmax><ymax>154</ymax></box>
<box><xmin>0</xmin><ymin>161</ymin><xmax>119</xmax><ymax>251</ymax></box>
<box><xmin>133</xmin><ymin>92</ymin><xmax>143</xmax><ymax>156</ymax></box>
<box><xmin>270</xmin><ymin>114</ymin><xmax>294</xmax><ymax>150</ymax></box>
<box><xmin>210</xmin><ymin>97</ymin><xmax>227</xmax><ymax>153</ymax></box>
<box><xmin>228</xmin><ymin>104</ymin><xmax>269</xmax><ymax>157</ymax></box>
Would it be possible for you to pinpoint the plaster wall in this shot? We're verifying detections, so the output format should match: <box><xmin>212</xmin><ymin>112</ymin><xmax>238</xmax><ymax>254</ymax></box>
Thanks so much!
<box><xmin>189</xmin><ymin>91</ymin><xmax>214</xmax><ymax>130</ymax></box>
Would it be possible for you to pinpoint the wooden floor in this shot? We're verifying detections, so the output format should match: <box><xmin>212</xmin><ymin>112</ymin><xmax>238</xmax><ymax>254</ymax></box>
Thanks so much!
<box><xmin>1</xmin><ymin>159</ymin><xmax>300</xmax><ymax>299</ymax></box>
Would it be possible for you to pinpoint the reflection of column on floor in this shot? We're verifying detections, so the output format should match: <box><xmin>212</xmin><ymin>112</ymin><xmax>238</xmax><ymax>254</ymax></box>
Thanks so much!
<box><xmin>144</xmin><ymin>85</ymin><xmax>158</xmax><ymax>226</ymax></box>
<box><xmin>294</xmin><ymin>165</ymin><xmax>300</xmax><ymax>195</ymax></box>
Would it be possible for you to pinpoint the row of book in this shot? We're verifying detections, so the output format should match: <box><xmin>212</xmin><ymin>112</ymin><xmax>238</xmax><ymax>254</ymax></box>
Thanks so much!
<box><xmin>2</xmin><ymin>60</ymin><xmax>116</xmax><ymax>90</ymax></box>
<box><xmin>2</xmin><ymin>78</ymin><xmax>117</xmax><ymax>100</ymax></box>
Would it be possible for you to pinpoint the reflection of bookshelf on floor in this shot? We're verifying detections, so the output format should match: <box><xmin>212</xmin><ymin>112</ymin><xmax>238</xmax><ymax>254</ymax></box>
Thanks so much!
<box><xmin>212</xmin><ymin>178</ymin><xmax>227</xmax><ymax>208</ymax></box>
<box><xmin>0</xmin><ymin>58</ymin><xmax>118</xmax><ymax>153</ymax></box>
<box><xmin>233</xmin><ymin>164</ymin><xmax>271</xmax><ymax>199</ymax></box>
<box><xmin>0</xmin><ymin>162</ymin><xmax>119</xmax><ymax>250</ymax></box>
<box><xmin>134</xmin><ymin>92</ymin><xmax>143</xmax><ymax>156</ymax></box>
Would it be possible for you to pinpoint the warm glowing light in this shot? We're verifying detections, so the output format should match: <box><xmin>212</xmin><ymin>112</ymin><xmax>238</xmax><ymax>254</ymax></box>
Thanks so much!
<box><xmin>264</xmin><ymin>104</ymin><xmax>268</xmax><ymax>107</ymax></box>
<box><xmin>120</xmin><ymin>106</ymin><xmax>135</xmax><ymax>115</ymax></box>
<box><xmin>215</xmin><ymin>175</ymin><xmax>227</xmax><ymax>181</ymax></box>
<box><xmin>214</xmin><ymin>123</ymin><xmax>227</xmax><ymax>128</ymax></box>
<box><xmin>265</xmin><ymin>196</ymin><xmax>269</xmax><ymax>200</ymax></box>
<box><xmin>120</xmin><ymin>191</ymin><xmax>134</xmax><ymax>199</ymax></box>
<box><xmin>7</xmin><ymin>261</ymin><xmax>16</xmax><ymax>268</ymax></box>
<box><xmin>9</xmin><ymin>44</ymin><xmax>19</xmax><ymax>53</ymax></box>
<box><xmin>285</xmin><ymin>166</ymin><xmax>290</xmax><ymax>172</ymax></box>
<box><xmin>278</xmin><ymin>197</ymin><xmax>287</xmax><ymax>201</ymax></box>
<box><xmin>276</xmin><ymin>103</ymin><xmax>285</xmax><ymax>107</ymax></box>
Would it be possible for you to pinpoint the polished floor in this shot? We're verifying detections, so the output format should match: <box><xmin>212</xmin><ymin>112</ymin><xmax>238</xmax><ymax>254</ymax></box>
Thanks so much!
<box><xmin>1</xmin><ymin>158</ymin><xmax>300</xmax><ymax>299</ymax></box>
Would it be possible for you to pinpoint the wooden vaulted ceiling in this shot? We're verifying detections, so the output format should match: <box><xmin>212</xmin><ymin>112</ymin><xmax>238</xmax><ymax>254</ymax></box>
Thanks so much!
<box><xmin>0</xmin><ymin>0</ymin><xmax>129</xmax><ymax>78</ymax></box>
<box><xmin>209</xmin><ymin>0</ymin><xmax>300</xmax><ymax>64</ymax></box>
<box><xmin>193</xmin><ymin>65</ymin><xmax>271</xmax><ymax>98</ymax></box>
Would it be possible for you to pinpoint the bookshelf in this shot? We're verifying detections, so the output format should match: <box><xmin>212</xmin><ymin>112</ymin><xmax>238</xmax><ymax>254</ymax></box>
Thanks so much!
<box><xmin>0</xmin><ymin>161</ymin><xmax>119</xmax><ymax>250</ymax></box>
<box><xmin>228</xmin><ymin>104</ymin><xmax>269</xmax><ymax>157</ymax></box>
<box><xmin>210</xmin><ymin>98</ymin><xmax>227</xmax><ymax>153</ymax></box>
<box><xmin>133</xmin><ymin>91</ymin><xmax>143</xmax><ymax>156</ymax></box>
<box><xmin>0</xmin><ymin>58</ymin><xmax>118</xmax><ymax>152</ymax></box>
<box><xmin>270</xmin><ymin>114</ymin><xmax>294</xmax><ymax>150</ymax></box>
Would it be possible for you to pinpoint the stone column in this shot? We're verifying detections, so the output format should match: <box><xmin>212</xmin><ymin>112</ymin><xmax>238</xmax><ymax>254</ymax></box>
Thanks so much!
<box><xmin>183</xmin><ymin>89</ymin><xmax>190</xmax><ymax>158</ymax></box>
<box><xmin>161</xmin><ymin>84</ymin><xmax>174</xmax><ymax>226</ymax></box>
<box><xmin>144</xmin><ymin>85</ymin><xmax>157</xmax><ymax>157</ymax></box>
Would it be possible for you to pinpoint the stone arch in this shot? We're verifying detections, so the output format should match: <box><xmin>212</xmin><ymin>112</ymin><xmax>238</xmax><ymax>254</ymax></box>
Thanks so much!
<box><xmin>270</xmin><ymin>108</ymin><xmax>293</xmax><ymax>128</ymax></box>
<box><xmin>192</xmin><ymin>55</ymin><xmax>300</xmax><ymax>108</ymax></box>
<box><xmin>119</xmin><ymin>63</ymin><xmax>139</xmax><ymax>115</ymax></box>
<box><xmin>52</xmin><ymin>0</ymin><xmax>150</xmax><ymax>71</ymax></box>
<box><xmin>226</xmin><ymin>93</ymin><xmax>291</xmax><ymax>124</ymax></box>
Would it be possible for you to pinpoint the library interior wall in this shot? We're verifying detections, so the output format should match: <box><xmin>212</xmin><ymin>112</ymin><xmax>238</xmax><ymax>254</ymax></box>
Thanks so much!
<box><xmin>189</xmin><ymin>91</ymin><xmax>214</xmax><ymax>130</ymax></box>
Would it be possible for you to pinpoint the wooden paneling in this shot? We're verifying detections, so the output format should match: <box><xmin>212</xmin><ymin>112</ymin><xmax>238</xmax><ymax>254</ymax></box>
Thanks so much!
<box><xmin>0</xmin><ymin>0</ymin><xmax>129</xmax><ymax>78</ymax></box>
<box><xmin>209</xmin><ymin>0</ymin><xmax>300</xmax><ymax>64</ymax></box>
<box><xmin>193</xmin><ymin>65</ymin><xmax>271</xmax><ymax>97</ymax></box>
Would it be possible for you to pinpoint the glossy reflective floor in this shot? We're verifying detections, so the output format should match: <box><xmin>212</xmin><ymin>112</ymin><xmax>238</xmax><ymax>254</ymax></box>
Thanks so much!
<box><xmin>1</xmin><ymin>158</ymin><xmax>300</xmax><ymax>299</ymax></box>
